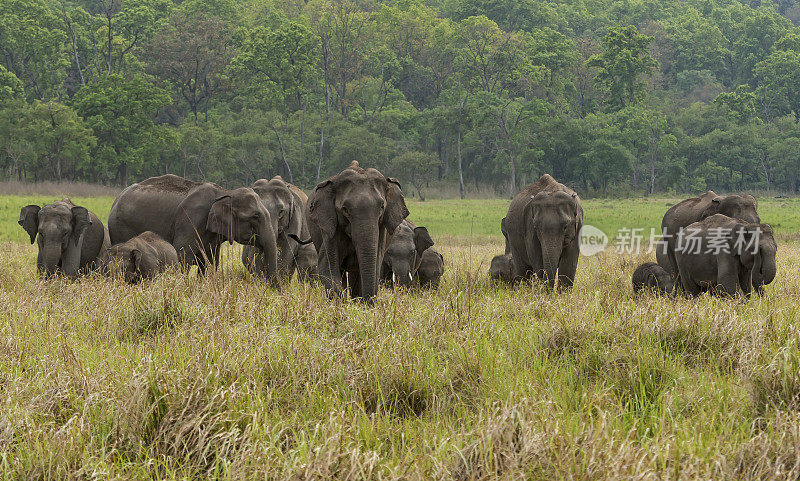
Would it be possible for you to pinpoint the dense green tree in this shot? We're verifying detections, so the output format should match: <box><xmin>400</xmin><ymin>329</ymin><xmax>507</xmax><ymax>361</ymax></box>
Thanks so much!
<box><xmin>588</xmin><ymin>25</ymin><xmax>659</xmax><ymax>110</ymax></box>
<box><xmin>72</xmin><ymin>74</ymin><xmax>170</xmax><ymax>185</ymax></box>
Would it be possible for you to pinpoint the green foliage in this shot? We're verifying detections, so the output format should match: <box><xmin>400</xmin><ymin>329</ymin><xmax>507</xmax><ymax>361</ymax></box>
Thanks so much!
<box><xmin>2</xmin><ymin>0</ymin><xmax>800</xmax><ymax>194</ymax></box>
<box><xmin>588</xmin><ymin>25</ymin><xmax>659</xmax><ymax>110</ymax></box>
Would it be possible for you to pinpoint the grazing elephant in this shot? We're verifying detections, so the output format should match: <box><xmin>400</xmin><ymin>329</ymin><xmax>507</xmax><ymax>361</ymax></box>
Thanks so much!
<box><xmin>658</xmin><ymin>191</ymin><xmax>759</xmax><ymax>278</ymax></box>
<box><xmin>106</xmin><ymin>231</ymin><xmax>178</xmax><ymax>283</ymax></box>
<box><xmin>674</xmin><ymin>214</ymin><xmax>777</xmax><ymax>297</ymax></box>
<box><xmin>502</xmin><ymin>174</ymin><xmax>583</xmax><ymax>290</ymax></box>
<box><xmin>307</xmin><ymin>161</ymin><xmax>409</xmax><ymax>301</ymax></box>
<box><xmin>19</xmin><ymin>199</ymin><xmax>109</xmax><ymax>278</ymax></box>
<box><xmin>108</xmin><ymin>174</ymin><xmax>279</xmax><ymax>279</ymax></box>
<box><xmin>242</xmin><ymin>176</ymin><xmax>314</xmax><ymax>282</ymax></box>
<box><xmin>489</xmin><ymin>254</ymin><xmax>513</xmax><ymax>284</ymax></box>
<box><xmin>380</xmin><ymin>219</ymin><xmax>434</xmax><ymax>287</ymax></box>
<box><xmin>632</xmin><ymin>262</ymin><xmax>673</xmax><ymax>294</ymax></box>
<box><xmin>416</xmin><ymin>247</ymin><xmax>444</xmax><ymax>289</ymax></box>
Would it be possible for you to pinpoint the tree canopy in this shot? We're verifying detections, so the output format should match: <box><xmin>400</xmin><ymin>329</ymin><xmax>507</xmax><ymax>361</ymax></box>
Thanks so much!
<box><xmin>3</xmin><ymin>0</ymin><xmax>800</xmax><ymax>196</ymax></box>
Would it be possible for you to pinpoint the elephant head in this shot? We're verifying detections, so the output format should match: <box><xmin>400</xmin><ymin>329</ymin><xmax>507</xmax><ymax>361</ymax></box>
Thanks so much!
<box><xmin>107</xmin><ymin>244</ymin><xmax>148</xmax><ymax>284</ymax></box>
<box><xmin>252</xmin><ymin>176</ymin><xmax>308</xmax><ymax>271</ymax></box>
<box><xmin>735</xmin><ymin>223</ymin><xmax>777</xmax><ymax>294</ymax></box>
<box><xmin>309</xmin><ymin>161</ymin><xmax>409</xmax><ymax>301</ymax></box>
<box><xmin>206</xmin><ymin>188</ymin><xmax>279</xmax><ymax>282</ymax></box>
<box><xmin>528</xmin><ymin>191</ymin><xmax>581</xmax><ymax>289</ymax></box>
<box><xmin>19</xmin><ymin>200</ymin><xmax>91</xmax><ymax>278</ymax></box>
<box><xmin>490</xmin><ymin>254</ymin><xmax>513</xmax><ymax>284</ymax></box>
<box><xmin>384</xmin><ymin>221</ymin><xmax>434</xmax><ymax>286</ymax></box>
<box><xmin>701</xmin><ymin>194</ymin><xmax>760</xmax><ymax>224</ymax></box>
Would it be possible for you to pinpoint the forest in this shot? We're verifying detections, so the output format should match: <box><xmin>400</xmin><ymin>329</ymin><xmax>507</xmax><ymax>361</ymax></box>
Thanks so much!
<box><xmin>3</xmin><ymin>0</ymin><xmax>800</xmax><ymax>196</ymax></box>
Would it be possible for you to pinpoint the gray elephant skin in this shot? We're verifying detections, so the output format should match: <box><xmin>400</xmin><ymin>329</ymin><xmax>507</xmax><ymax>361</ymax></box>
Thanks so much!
<box><xmin>658</xmin><ymin>191</ymin><xmax>759</xmax><ymax>278</ymax></box>
<box><xmin>632</xmin><ymin>262</ymin><xmax>673</xmax><ymax>294</ymax></box>
<box><xmin>380</xmin><ymin>219</ymin><xmax>434</xmax><ymax>287</ymax></box>
<box><xmin>19</xmin><ymin>199</ymin><xmax>110</xmax><ymax>278</ymax></box>
<box><xmin>502</xmin><ymin>174</ymin><xmax>583</xmax><ymax>290</ymax></box>
<box><xmin>307</xmin><ymin>161</ymin><xmax>409</xmax><ymax>301</ymax></box>
<box><xmin>489</xmin><ymin>253</ymin><xmax>513</xmax><ymax>284</ymax></box>
<box><xmin>108</xmin><ymin>174</ymin><xmax>279</xmax><ymax>279</ymax></box>
<box><xmin>107</xmin><ymin>231</ymin><xmax>179</xmax><ymax>283</ymax></box>
<box><xmin>416</xmin><ymin>247</ymin><xmax>444</xmax><ymax>289</ymax></box>
<box><xmin>674</xmin><ymin>214</ymin><xmax>776</xmax><ymax>297</ymax></box>
<box><xmin>242</xmin><ymin>176</ymin><xmax>315</xmax><ymax>282</ymax></box>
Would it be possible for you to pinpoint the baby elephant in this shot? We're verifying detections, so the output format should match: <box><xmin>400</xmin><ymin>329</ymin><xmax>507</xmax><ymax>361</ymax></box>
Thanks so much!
<box><xmin>489</xmin><ymin>254</ymin><xmax>513</xmax><ymax>284</ymax></box>
<box><xmin>632</xmin><ymin>262</ymin><xmax>673</xmax><ymax>294</ymax></box>
<box><xmin>106</xmin><ymin>231</ymin><xmax>178</xmax><ymax>283</ymax></box>
<box><xmin>417</xmin><ymin>248</ymin><xmax>444</xmax><ymax>289</ymax></box>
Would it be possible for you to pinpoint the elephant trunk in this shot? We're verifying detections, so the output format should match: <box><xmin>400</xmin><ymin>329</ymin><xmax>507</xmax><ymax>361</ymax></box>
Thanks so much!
<box><xmin>753</xmin><ymin>249</ymin><xmax>776</xmax><ymax>293</ymax></box>
<box><xmin>42</xmin><ymin>239</ymin><xmax>62</xmax><ymax>277</ymax></box>
<box><xmin>352</xmin><ymin>218</ymin><xmax>380</xmax><ymax>301</ymax></box>
<box><xmin>393</xmin><ymin>259</ymin><xmax>413</xmax><ymax>287</ymax></box>
<box><xmin>540</xmin><ymin>235</ymin><xmax>562</xmax><ymax>290</ymax></box>
<box><xmin>259</xmin><ymin>222</ymin><xmax>279</xmax><ymax>287</ymax></box>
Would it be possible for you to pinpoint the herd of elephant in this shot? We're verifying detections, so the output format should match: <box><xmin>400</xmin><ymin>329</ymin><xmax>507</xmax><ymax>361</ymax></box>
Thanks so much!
<box><xmin>488</xmin><ymin>176</ymin><xmax>777</xmax><ymax>298</ymax></box>
<box><xmin>17</xmin><ymin>161</ymin><xmax>444</xmax><ymax>301</ymax></box>
<box><xmin>17</xmin><ymin>161</ymin><xmax>778</xmax><ymax>301</ymax></box>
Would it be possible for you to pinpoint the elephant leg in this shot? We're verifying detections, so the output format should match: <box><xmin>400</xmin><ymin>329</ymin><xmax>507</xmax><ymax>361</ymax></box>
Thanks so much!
<box><xmin>350</xmin><ymin>269</ymin><xmax>362</xmax><ymax>298</ymax></box>
<box><xmin>524</xmin><ymin>232</ymin><xmax>544</xmax><ymax>283</ymax></box>
<box><xmin>317</xmin><ymin>243</ymin><xmax>343</xmax><ymax>296</ymax></box>
<box><xmin>677</xmin><ymin>260</ymin><xmax>702</xmax><ymax>297</ymax></box>
<box><xmin>557</xmin><ymin>241</ymin><xmax>579</xmax><ymax>291</ymax></box>
<box><xmin>715</xmin><ymin>257</ymin><xmax>739</xmax><ymax>297</ymax></box>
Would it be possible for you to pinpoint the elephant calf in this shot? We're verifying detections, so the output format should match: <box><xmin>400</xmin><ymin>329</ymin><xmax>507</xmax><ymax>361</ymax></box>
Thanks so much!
<box><xmin>632</xmin><ymin>262</ymin><xmax>673</xmax><ymax>294</ymax></box>
<box><xmin>489</xmin><ymin>254</ymin><xmax>514</xmax><ymax>284</ymax></box>
<box><xmin>106</xmin><ymin>231</ymin><xmax>179</xmax><ymax>283</ymax></box>
<box><xmin>19</xmin><ymin>199</ymin><xmax>109</xmax><ymax>278</ymax></box>
<box><xmin>381</xmin><ymin>219</ymin><xmax>434</xmax><ymax>287</ymax></box>
<box><xmin>674</xmin><ymin>214</ymin><xmax>777</xmax><ymax>297</ymax></box>
<box><xmin>416</xmin><ymin>247</ymin><xmax>444</xmax><ymax>289</ymax></box>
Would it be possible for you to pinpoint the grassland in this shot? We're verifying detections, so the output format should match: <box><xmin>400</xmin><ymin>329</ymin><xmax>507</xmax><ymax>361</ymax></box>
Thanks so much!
<box><xmin>3</xmin><ymin>194</ymin><xmax>800</xmax><ymax>479</ymax></box>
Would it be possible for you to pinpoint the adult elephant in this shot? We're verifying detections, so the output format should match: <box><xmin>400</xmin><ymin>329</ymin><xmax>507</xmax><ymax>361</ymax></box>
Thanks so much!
<box><xmin>502</xmin><ymin>174</ymin><xmax>583</xmax><ymax>290</ymax></box>
<box><xmin>307</xmin><ymin>161</ymin><xmax>409</xmax><ymax>301</ymax></box>
<box><xmin>380</xmin><ymin>219</ymin><xmax>434</xmax><ymax>287</ymax></box>
<box><xmin>108</xmin><ymin>174</ymin><xmax>278</xmax><ymax>279</ymax></box>
<box><xmin>658</xmin><ymin>191</ymin><xmax>759</xmax><ymax>278</ymax></box>
<box><xmin>674</xmin><ymin>214</ymin><xmax>776</xmax><ymax>297</ymax></box>
<box><xmin>19</xmin><ymin>199</ymin><xmax>110</xmax><ymax>278</ymax></box>
<box><xmin>242</xmin><ymin>176</ymin><xmax>314</xmax><ymax>282</ymax></box>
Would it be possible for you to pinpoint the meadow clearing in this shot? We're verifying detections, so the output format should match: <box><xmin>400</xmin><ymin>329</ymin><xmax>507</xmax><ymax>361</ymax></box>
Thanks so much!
<box><xmin>3</xmin><ymin>194</ymin><xmax>800</xmax><ymax>478</ymax></box>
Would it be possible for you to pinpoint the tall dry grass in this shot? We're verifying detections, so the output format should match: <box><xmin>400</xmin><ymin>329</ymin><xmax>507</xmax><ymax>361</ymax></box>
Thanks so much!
<box><xmin>1</xmin><ymin>238</ymin><xmax>800</xmax><ymax>479</ymax></box>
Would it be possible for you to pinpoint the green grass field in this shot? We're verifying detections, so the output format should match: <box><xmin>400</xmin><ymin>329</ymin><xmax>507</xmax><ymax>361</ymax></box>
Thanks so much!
<box><xmin>3</xmin><ymin>194</ymin><xmax>800</xmax><ymax>479</ymax></box>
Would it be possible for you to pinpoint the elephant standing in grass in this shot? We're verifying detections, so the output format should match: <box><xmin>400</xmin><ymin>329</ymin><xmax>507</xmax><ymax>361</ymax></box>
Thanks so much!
<box><xmin>242</xmin><ymin>176</ymin><xmax>314</xmax><ymax>282</ymax></box>
<box><xmin>307</xmin><ymin>161</ymin><xmax>409</xmax><ymax>301</ymax></box>
<box><xmin>19</xmin><ymin>199</ymin><xmax>109</xmax><ymax>278</ymax></box>
<box><xmin>658</xmin><ymin>191</ymin><xmax>760</xmax><ymax>279</ymax></box>
<box><xmin>674</xmin><ymin>214</ymin><xmax>777</xmax><ymax>297</ymax></box>
<box><xmin>108</xmin><ymin>174</ymin><xmax>279</xmax><ymax>281</ymax></box>
<box><xmin>380</xmin><ymin>219</ymin><xmax>434</xmax><ymax>287</ymax></box>
<box><xmin>106</xmin><ymin>231</ymin><xmax>178</xmax><ymax>283</ymax></box>
<box><xmin>502</xmin><ymin>174</ymin><xmax>583</xmax><ymax>290</ymax></box>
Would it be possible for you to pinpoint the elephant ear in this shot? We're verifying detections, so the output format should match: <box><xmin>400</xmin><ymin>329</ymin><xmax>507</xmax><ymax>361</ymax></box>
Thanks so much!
<box><xmin>70</xmin><ymin>206</ymin><xmax>92</xmax><ymax>247</ymax></box>
<box><xmin>19</xmin><ymin>205</ymin><xmax>41</xmax><ymax>244</ymax></box>
<box><xmin>700</xmin><ymin>196</ymin><xmax>722</xmax><ymax>219</ymax></box>
<box><xmin>130</xmin><ymin>248</ymin><xmax>141</xmax><ymax>272</ymax></box>
<box><xmin>413</xmin><ymin>226</ymin><xmax>434</xmax><ymax>255</ymax></box>
<box><xmin>746</xmin><ymin>193</ymin><xmax>758</xmax><ymax>210</ymax></box>
<box><xmin>287</xmin><ymin>189</ymin><xmax>304</xmax><ymax>238</ymax></box>
<box><xmin>384</xmin><ymin>177</ymin><xmax>409</xmax><ymax>234</ymax></box>
<box><xmin>309</xmin><ymin>180</ymin><xmax>337</xmax><ymax>238</ymax></box>
<box><xmin>207</xmin><ymin>195</ymin><xmax>235</xmax><ymax>244</ymax></box>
